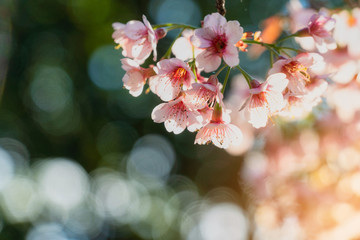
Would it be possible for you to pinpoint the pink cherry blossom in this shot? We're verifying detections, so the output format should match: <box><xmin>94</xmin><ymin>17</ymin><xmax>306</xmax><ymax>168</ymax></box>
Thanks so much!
<box><xmin>151</xmin><ymin>95</ymin><xmax>203</xmax><ymax>134</ymax></box>
<box><xmin>242</xmin><ymin>73</ymin><xmax>288</xmax><ymax>128</ymax></box>
<box><xmin>269</xmin><ymin>53</ymin><xmax>324</xmax><ymax>95</ymax></box>
<box><xmin>304</xmin><ymin>12</ymin><xmax>336</xmax><ymax>53</ymax></box>
<box><xmin>149</xmin><ymin>58</ymin><xmax>195</xmax><ymax>101</ymax></box>
<box><xmin>121</xmin><ymin>58</ymin><xmax>154</xmax><ymax>97</ymax></box>
<box><xmin>195</xmin><ymin>106</ymin><xmax>242</xmax><ymax>149</ymax></box>
<box><xmin>183</xmin><ymin>75</ymin><xmax>223</xmax><ymax>110</ymax></box>
<box><xmin>279</xmin><ymin>78</ymin><xmax>328</xmax><ymax>120</ymax></box>
<box><xmin>197</xmin><ymin>106</ymin><xmax>213</xmax><ymax>125</ymax></box>
<box><xmin>191</xmin><ymin>12</ymin><xmax>243</xmax><ymax>72</ymax></box>
<box><xmin>171</xmin><ymin>29</ymin><xmax>203</xmax><ymax>61</ymax></box>
<box><xmin>112</xmin><ymin>15</ymin><xmax>164</xmax><ymax>63</ymax></box>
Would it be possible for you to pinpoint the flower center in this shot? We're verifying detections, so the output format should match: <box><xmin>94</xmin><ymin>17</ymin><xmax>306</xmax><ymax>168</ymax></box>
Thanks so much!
<box><xmin>212</xmin><ymin>34</ymin><xmax>227</xmax><ymax>54</ymax></box>
<box><xmin>170</xmin><ymin>101</ymin><xmax>187</xmax><ymax>114</ymax></box>
<box><xmin>283</xmin><ymin>61</ymin><xmax>310</xmax><ymax>82</ymax></box>
<box><xmin>170</xmin><ymin>67</ymin><xmax>187</xmax><ymax>84</ymax></box>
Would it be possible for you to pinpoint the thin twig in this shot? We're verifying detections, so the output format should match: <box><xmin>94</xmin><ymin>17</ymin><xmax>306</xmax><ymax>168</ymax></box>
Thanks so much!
<box><xmin>216</xmin><ymin>0</ymin><xmax>226</xmax><ymax>16</ymax></box>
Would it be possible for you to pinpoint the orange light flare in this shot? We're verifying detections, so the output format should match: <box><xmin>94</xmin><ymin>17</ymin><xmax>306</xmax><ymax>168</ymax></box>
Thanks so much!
<box><xmin>248</xmin><ymin>16</ymin><xmax>284</xmax><ymax>59</ymax></box>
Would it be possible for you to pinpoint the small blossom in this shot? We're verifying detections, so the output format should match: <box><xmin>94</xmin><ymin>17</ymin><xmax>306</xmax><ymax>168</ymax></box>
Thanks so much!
<box><xmin>195</xmin><ymin>105</ymin><xmax>242</xmax><ymax>148</ymax></box>
<box><xmin>183</xmin><ymin>75</ymin><xmax>223</xmax><ymax>110</ymax></box>
<box><xmin>269</xmin><ymin>53</ymin><xmax>324</xmax><ymax>95</ymax></box>
<box><xmin>151</xmin><ymin>95</ymin><xmax>203</xmax><ymax>134</ymax></box>
<box><xmin>298</xmin><ymin>12</ymin><xmax>336</xmax><ymax>53</ymax></box>
<box><xmin>191</xmin><ymin>12</ymin><xmax>243</xmax><ymax>72</ymax></box>
<box><xmin>242</xmin><ymin>73</ymin><xmax>288</xmax><ymax>128</ymax></box>
<box><xmin>121</xmin><ymin>58</ymin><xmax>154</xmax><ymax>97</ymax></box>
<box><xmin>197</xmin><ymin>106</ymin><xmax>213</xmax><ymax>125</ymax></box>
<box><xmin>279</xmin><ymin>78</ymin><xmax>328</xmax><ymax>120</ymax></box>
<box><xmin>149</xmin><ymin>58</ymin><xmax>195</xmax><ymax>101</ymax></box>
<box><xmin>172</xmin><ymin>29</ymin><xmax>203</xmax><ymax>61</ymax></box>
<box><xmin>112</xmin><ymin>15</ymin><xmax>164</xmax><ymax>63</ymax></box>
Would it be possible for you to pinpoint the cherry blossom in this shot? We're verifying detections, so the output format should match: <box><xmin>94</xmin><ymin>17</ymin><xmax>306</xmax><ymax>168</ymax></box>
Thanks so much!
<box><xmin>241</xmin><ymin>73</ymin><xmax>288</xmax><ymax>128</ymax></box>
<box><xmin>171</xmin><ymin>29</ymin><xmax>203</xmax><ymax>61</ymax></box>
<box><xmin>120</xmin><ymin>58</ymin><xmax>154</xmax><ymax>97</ymax></box>
<box><xmin>112</xmin><ymin>15</ymin><xmax>164</xmax><ymax>63</ymax></box>
<box><xmin>279</xmin><ymin>78</ymin><xmax>328</xmax><ymax>120</ymax></box>
<box><xmin>191</xmin><ymin>12</ymin><xmax>243</xmax><ymax>72</ymax></box>
<box><xmin>151</xmin><ymin>95</ymin><xmax>203</xmax><ymax>134</ymax></box>
<box><xmin>149</xmin><ymin>58</ymin><xmax>195</xmax><ymax>101</ymax></box>
<box><xmin>300</xmin><ymin>12</ymin><xmax>336</xmax><ymax>53</ymax></box>
<box><xmin>183</xmin><ymin>75</ymin><xmax>223</xmax><ymax>110</ymax></box>
<box><xmin>269</xmin><ymin>53</ymin><xmax>324</xmax><ymax>95</ymax></box>
<box><xmin>195</xmin><ymin>105</ymin><xmax>242</xmax><ymax>149</ymax></box>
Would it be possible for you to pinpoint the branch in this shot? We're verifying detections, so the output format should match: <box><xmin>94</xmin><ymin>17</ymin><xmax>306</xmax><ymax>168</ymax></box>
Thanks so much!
<box><xmin>216</xmin><ymin>0</ymin><xmax>226</xmax><ymax>16</ymax></box>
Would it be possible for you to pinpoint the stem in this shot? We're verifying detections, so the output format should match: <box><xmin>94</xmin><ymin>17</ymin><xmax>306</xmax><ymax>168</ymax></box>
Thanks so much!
<box><xmin>215</xmin><ymin>65</ymin><xmax>227</xmax><ymax>76</ymax></box>
<box><xmin>269</xmin><ymin>50</ymin><xmax>274</xmax><ymax>68</ymax></box>
<box><xmin>221</xmin><ymin>67</ymin><xmax>231</xmax><ymax>94</ymax></box>
<box><xmin>236</xmin><ymin>66</ymin><xmax>252</xmax><ymax>88</ymax></box>
<box><xmin>276</xmin><ymin>32</ymin><xmax>299</xmax><ymax>44</ymax></box>
<box><xmin>278</xmin><ymin>46</ymin><xmax>300</xmax><ymax>53</ymax></box>
<box><xmin>242</xmin><ymin>39</ymin><xmax>280</xmax><ymax>56</ymax></box>
<box><xmin>191</xmin><ymin>63</ymin><xmax>198</xmax><ymax>82</ymax></box>
<box><xmin>280</xmin><ymin>49</ymin><xmax>292</xmax><ymax>58</ymax></box>
<box><xmin>161</xmin><ymin>28</ymin><xmax>185</xmax><ymax>59</ymax></box>
<box><xmin>153</xmin><ymin>23</ymin><xmax>197</xmax><ymax>30</ymax></box>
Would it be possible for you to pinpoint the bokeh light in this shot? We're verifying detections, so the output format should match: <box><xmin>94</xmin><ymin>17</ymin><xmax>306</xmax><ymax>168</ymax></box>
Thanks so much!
<box><xmin>3</xmin><ymin>0</ymin><xmax>360</xmax><ymax>239</ymax></box>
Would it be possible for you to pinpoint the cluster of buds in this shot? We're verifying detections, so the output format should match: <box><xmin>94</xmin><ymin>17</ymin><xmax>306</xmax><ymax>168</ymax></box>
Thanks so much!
<box><xmin>112</xmin><ymin>7</ymin><xmax>338</xmax><ymax>149</ymax></box>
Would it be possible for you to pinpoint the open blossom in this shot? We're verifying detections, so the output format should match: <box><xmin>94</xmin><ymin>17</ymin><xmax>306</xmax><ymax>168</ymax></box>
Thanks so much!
<box><xmin>242</xmin><ymin>73</ymin><xmax>288</xmax><ymax>128</ymax></box>
<box><xmin>269</xmin><ymin>53</ymin><xmax>324</xmax><ymax>95</ymax></box>
<box><xmin>149</xmin><ymin>58</ymin><xmax>195</xmax><ymax>101</ymax></box>
<box><xmin>288</xmin><ymin>0</ymin><xmax>317</xmax><ymax>51</ymax></box>
<box><xmin>191</xmin><ymin>12</ymin><xmax>243</xmax><ymax>72</ymax></box>
<box><xmin>172</xmin><ymin>29</ymin><xmax>203</xmax><ymax>61</ymax></box>
<box><xmin>322</xmin><ymin>49</ymin><xmax>359</xmax><ymax>84</ymax></box>
<box><xmin>151</xmin><ymin>95</ymin><xmax>203</xmax><ymax>134</ymax></box>
<box><xmin>121</xmin><ymin>58</ymin><xmax>154</xmax><ymax>97</ymax></box>
<box><xmin>300</xmin><ymin>12</ymin><xmax>336</xmax><ymax>53</ymax></box>
<box><xmin>112</xmin><ymin>15</ymin><xmax>165</xmax><ymax>63</ymax></box>
<box><xmin>279</xmin><ymin>78</ymin><xmax>328</xmax><ymax>120</ymax></box>
<box><xmin>183</xmin><ymin>75</ymin><xmax>223</xmax><ymax>110</ymax></box>
<box><xmin>195</xmin><ymin>106</ymin><xmax>242</xmax><ymax>149</ymax></box>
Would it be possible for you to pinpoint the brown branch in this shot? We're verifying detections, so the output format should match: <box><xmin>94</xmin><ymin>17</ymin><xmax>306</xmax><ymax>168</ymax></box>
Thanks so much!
<box><xmin>216</xmin><ymin>0</ymin><xmax>226</xmax><ymax>16</ymax></box>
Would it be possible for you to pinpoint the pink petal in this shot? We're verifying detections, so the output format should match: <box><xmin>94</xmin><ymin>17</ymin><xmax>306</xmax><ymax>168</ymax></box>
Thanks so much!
<box><xmin>196</xmin><ymin>51</ymin><xmax>222</xmax><ymax>72</ymax></box>
<box><xmin>172</xmin><ymin>37</ymin><xmax>193</xmax><ymax>61</ymax></box>
<box><xmin>125</xmin><ymin>20</ymin><xmax>147</xmax><ymax>40</ymax></box>
<box><xmin>203</xmin><ymin>12</ymin><xmax>227</xmax><ymax>31</ymax></box>
<box><xmin>149</xmin><ymin>75</ymin><xmax>181</xmax><ymax>101</ymax></box>
<box><xmin>225</xmin><ymin>21</ymin><xmax>243</xmax><ymax>43</ymax></box>
<box><xmin>223</xmin><ymin>45</ymin><xmax>240</xmax><ymax>67</ymax></box>
<box><xmin>266</xmin><ymin>73</ymin><xmax>288</xmax><ymax>92</ymax></box>
<box><xmin>121</xmin><ymin>58</ymin><xmax>140</xmax><ymax>71</ymax></box>
<box><xmin>192</xmin><ymin>28</ymin><xmax>215</xmax><ymax>48</ymax></box>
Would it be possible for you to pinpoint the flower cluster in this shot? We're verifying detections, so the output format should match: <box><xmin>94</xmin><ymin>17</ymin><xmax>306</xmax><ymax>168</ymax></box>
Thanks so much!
<box><xmin>112</xmin><ymin>4</ymin><xmax>341</xmax><ymax>149</ymax></box>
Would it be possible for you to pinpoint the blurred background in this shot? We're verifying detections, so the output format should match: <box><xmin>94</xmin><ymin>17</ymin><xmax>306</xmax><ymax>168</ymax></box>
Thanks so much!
<box><xmin>0</xmin><ymin>0</ymin><xmax>358</xmax><ymax>239</ymax></box>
